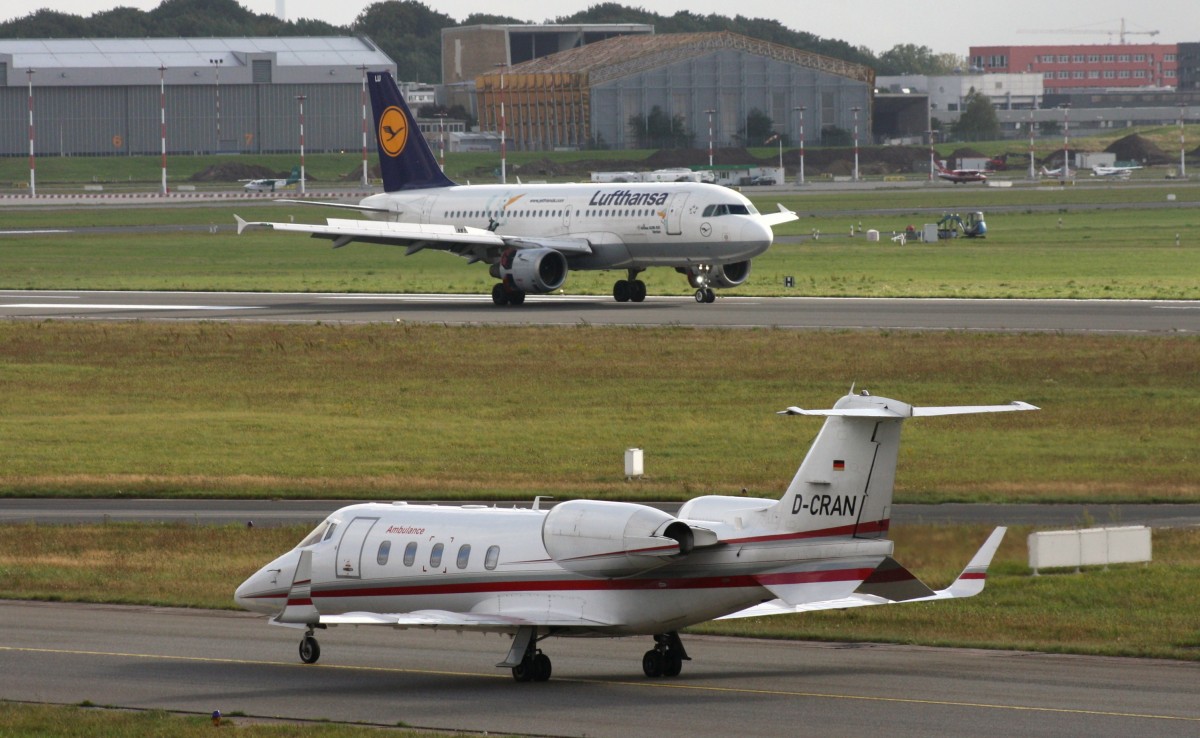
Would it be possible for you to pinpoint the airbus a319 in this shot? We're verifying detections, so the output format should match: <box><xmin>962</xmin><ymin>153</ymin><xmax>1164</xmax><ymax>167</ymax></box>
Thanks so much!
<box><xmin>236</xmin><ymin>390</ymin><xmax>1036</xmax><ymax>682</ymax></box>
<box><xmin>236</xmin><ymin>71</ymin><xmax>798</xmax><ymax>305</ymax></box>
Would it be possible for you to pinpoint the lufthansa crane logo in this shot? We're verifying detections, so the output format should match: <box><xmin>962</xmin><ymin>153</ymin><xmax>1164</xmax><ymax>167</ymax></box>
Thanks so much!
<box><xmin>378</xmin><ymin>106</ymin><xmax>409</xmax><ymax>157</ymax></box>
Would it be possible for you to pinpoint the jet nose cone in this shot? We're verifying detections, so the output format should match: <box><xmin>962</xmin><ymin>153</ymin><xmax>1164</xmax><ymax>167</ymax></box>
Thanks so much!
<box><xmin>741</xmin><ymin>218</ymin><xmax>773</xmax><ymax>256</ymax></box>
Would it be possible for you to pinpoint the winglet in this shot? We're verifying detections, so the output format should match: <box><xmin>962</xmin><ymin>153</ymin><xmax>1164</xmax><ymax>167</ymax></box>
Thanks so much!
<box><xmin>234</xmin><ymin>215</ymin><xmax>248</xmax><ymax>235</ymax></box>
<box><xmin>943</xmin><ymin>526</ymin><xmax>1006</xmax><ymax>598</ymax></box>
<box><xmin>272</xmin><ymin>549</ymin><xmax>319</xmax><ymax>625</ymax></box>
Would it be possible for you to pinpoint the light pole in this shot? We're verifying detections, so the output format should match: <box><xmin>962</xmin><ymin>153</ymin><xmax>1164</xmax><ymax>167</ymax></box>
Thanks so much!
<box><xmin>793</xmin><ymin>105</ymin><xmax>805</xmax><ymax>185</ymax></box>
<box><xmin>851</xmin><ymin>105</ymin><xmax>861</xmax><ymax>181</ymax></box>
<box><xmin>1028</xmin><ymin>108</ymin><xmax>1036</xmax><ymax>180</ymax></box>
<box><xmin>1061</xmin><ymin>103</ymin><xmax>1071</xmax><ymax>179</ymax></box>
<box><xmin>435</xmin><ymin>112</ymin><xmax>448</xmax><ymax>172</ymax></box>
<box><xmin>704</xmin><ymin>108</ymin><xmax>716</xmax><ymax>168</ymax></box>
<box><xmin>358</xmin><ymin>65</ymin><xmax>369</xmax><ymax>188</ymax></box>
<box><xmin>1180</xmin><ymin>104</ymin><xmax>1188</xmax><ymax>179</ymax></box>
<box><xmin>494</xmin><ymin>63</ymin><xmax>507</xmax><ymax>184</ymax></box>
<box><xmin>158</xmin><ymin>65</ymin><xmax>168</xmax><ymax>195</ymax></box>
<box><xmin>209</xmin><ymin>58</ymin><xmax>223</xmax><ymax>153</ymax></box>
<box><xmin>295</xmin><ymin>94</ymin><xmax>307</xmax><ymax>194</ymax></box>
<box><xmin>25</xmin><ymin>68</ymin><xmax>35</xmax><ymax>196</ymax></box>
<box><xmin>927</xmin><ymin>128</ymin><xmax>936</xmax><ymax>181</ymax></box>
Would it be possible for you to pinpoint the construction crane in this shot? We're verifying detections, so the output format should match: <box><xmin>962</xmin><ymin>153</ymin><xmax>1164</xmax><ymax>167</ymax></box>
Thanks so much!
<box><xmin>1018</xmin><ymin>18</ymin><xmax>1159</xmax><ymax>45</ymax></box>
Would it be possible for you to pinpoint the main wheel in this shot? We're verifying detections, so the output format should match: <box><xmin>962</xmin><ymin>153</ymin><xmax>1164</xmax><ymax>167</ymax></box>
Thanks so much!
<box><xmin>613</xmin><ymin>280</ymin><xmax>632</xmax><ymax>302</ymax></box>
<box><xmin>630</xmin><ymin>280</ymin><xmax>647</xmax><ymax>303</ymax></box>
<box><xmin>703</xmin><ymin>288</ymin><xmax>716</xmax><ymax>304</ymax></box>
<box><xmin>491</xmin><ymin>283</ymin><xmax>509</xmax><ymax>306</ymax></box>
<box><xmin>511</xmin><ymin>661</ymin><xmax>532</xmax><ymax>682</ymax></box>
<box><xmin>662</xmin><ymin>651</ymin><xmax>683</xmax><ymax>677</ymax></box>
<box><xmin>642</xmin><ymin>649</ymin><xmax>664</xmax><ymax>678</ymax></box>
<box><xmin>509</xmin><ymin>290</ymin><xmax>526</xmax><ymax>306</ymax></box>
<box><xmin>533</xmin><ymin>652</ymin><xmax>552</xmax><ymax>682</ymax></box>
<box><xmin>299</xmin><ymin>635</ymin><xmax>320</xmax><ymax>664</ymax></box>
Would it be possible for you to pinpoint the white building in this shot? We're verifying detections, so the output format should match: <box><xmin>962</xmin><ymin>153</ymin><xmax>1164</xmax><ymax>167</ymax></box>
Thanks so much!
<box><xmin>877</xmin><ymin>73</ymin><xmax>1044</xmax><ymax>118</ymax></box>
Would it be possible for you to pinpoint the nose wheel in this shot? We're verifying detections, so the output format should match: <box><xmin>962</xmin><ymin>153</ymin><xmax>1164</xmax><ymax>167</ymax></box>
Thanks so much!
<box><xmin>299</xmin><ymin>631</ymin><xmax>321</xmax><ymax>664</ymax></box>
<box><xmin>694</xmin><ymin>288</ymin><xmax>716</xmax><ymax>303</ymax></box>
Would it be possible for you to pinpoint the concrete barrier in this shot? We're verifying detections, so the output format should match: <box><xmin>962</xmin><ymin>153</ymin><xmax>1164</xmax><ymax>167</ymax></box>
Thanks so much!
<box><xmin>1028</xmin><ymin>526</ymin><xmax>1151</xmax><ymax>574</ymax></box>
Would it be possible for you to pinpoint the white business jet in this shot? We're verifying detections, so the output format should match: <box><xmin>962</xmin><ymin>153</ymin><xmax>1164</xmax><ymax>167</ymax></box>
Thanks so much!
<box><xmin>236</xmin><ymin>71</ymin><xmax>797</xmax><ymax>305</ymax></box>
<box><xmin>236</xmin><ymin>390</ymin><xmax>1036</xmax><ymax>681</ymax></box>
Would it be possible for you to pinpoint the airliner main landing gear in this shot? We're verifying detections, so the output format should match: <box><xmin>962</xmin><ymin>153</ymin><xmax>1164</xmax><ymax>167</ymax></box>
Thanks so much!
<box><xmin>613</xmin><ymin>269</ymin><xmax>647</xmax><ymax>303</ymax></box>
<box><xmin>491</xmin><ymin>282</ymin><xmax>526</xmax><ymax>306</ymax></box>
<box><xmin>642</xmin><ymin>631</ymin><xmax>690</xmax><ymax>678</ymax></box>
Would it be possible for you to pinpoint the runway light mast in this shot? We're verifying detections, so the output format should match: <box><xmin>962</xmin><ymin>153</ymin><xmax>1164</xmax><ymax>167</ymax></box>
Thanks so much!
<box><xmin>358</xmin><ymin>65</ymin><xmax>369</xmax><ymax>188</ymax></box>
<box><xmin>296</xmin><ymin>94</ymin><xmax>307</xmax><ymax>194</ymax></box>
<box><xmin>26</xmin><ymin>68</ymin><xmax>35</xmax><ymax>196</ymax></box>
<box><xmin>851</xmin><ymin>105</ymin><xmax>861</xmax><ymax>182</ymax></box>
<box><xmin>793</xmin><ymin>105</ymin><xmax>805</xmax><ymax>185</ymax></box>
<box><xmin>159</xmin><ymin>65</ymin><xmax>168</xmax><ymax>195</ymax></box>
<box><xmin>704</xmin><ymin>108</ymin><xmax>716</xmax><ymax>168</ymax></box>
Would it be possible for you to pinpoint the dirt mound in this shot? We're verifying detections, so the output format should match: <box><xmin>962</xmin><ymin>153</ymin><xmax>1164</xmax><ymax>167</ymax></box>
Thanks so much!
<box><xmin>1104</xmin><ymin>134</ymin><xmax>1171</xmax><ymax>165</ymax></box>
<box><xmin>947</xmin><ymin>146</ymin><xmax>986</xmax><ymax>161</ymax></box>
<box><xmin>190</xmin><ymin>162</ymin><xmax>278</xmax><ymax>182</ymax></box>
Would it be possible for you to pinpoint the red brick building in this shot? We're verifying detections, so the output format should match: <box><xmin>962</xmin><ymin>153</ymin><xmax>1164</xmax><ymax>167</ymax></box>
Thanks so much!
<box><xmin>969</xmin><ymin>44</ymin><xmax>1178</xmax><ymax>93</ymax></box>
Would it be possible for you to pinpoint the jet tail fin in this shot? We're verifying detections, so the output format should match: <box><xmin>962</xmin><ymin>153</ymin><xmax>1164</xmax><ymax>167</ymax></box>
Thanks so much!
<box><xmin>367</xmin><ymin>70</ymin><xmax>457</xmax><ymax>193</ymax></box>
<box><xmin>287</xmin><ymin>166</ymin><xmax>301</xmax><ymax>184</ymax></box>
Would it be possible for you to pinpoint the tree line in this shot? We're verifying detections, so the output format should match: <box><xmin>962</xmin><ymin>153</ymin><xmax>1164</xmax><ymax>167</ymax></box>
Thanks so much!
<box><xmin>0</xmin><ymin>0</ymin><xmax>964</xmax><ymax>86</ymax></box>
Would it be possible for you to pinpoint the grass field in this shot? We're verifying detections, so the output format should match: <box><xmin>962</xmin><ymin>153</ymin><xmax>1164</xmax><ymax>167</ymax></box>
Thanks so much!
<box><xmin>1</xmin><ymin>322</ymin><xmax>1196</xmax><ymax>502</ymax></box>
<box><xmin>0</xmin><ymin>702</ymin><xmax>483</xmax><ymax>736</ymax></box>
<box><xmin>2</xmin><ymin>185</ymin><xmax>1200</xmax><ymax>297</ymax></box>
<box><xmin>3</xmin><ymin>521</ymin><xmax>1198</xmax><ymax>660</ymax></box>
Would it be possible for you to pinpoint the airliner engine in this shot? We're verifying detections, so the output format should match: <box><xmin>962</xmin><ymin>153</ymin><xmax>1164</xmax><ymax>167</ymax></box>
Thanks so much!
<box><xmin>542</xmin><ymin>500</ymin><xmax>707</xmax><ymax>578</ymax></box>
<box><xmin>495</xmin><ymin>247</ymin><xmax>568</xmax><ymax>293</ymax></box>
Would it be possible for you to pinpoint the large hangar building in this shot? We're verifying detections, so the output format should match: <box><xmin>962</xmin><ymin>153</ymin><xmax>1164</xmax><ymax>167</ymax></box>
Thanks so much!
<box><xmin>472</xmin><ymin>31</ymin><xmax>874</xmax><ymax>151</ymax></box>
<box><xmin>0</xmin><ymin>37</ymin><xmax>395</xmax><ymax>157</ymax></box>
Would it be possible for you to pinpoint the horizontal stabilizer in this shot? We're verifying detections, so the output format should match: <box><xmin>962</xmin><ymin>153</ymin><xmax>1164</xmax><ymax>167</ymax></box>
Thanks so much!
<box><xmin>758</xmin><ymin>204</ymin><xmax>799</xmax><ymax>227</ymax></box>
<box><xmin>780</xmin><ymin>400</ymin><xmax>1038</xmax><ymax>418</ymax></box>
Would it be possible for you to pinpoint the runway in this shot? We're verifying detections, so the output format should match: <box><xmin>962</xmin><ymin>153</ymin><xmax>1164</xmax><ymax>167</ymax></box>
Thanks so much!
<box><xmin>2</xmin><ymin>601</ymin><xmax>1196</xmax><ymax>737</ymax></box>
<box><xmin>1</xmin><ymin>289</ymin><xmax>1196</xmax><ymax>333</ymax></box>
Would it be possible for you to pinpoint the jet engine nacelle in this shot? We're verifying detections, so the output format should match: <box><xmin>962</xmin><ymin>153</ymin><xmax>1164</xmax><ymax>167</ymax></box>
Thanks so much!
<box><xmin>680</xmin><ymin>261</ymin><xmax>752</xmax><ymax>289</ymax></box>
<box><xmin>542</xmin><ymin>500</ymin><xmax>698</xmax><ymax>578</ymax></box>
<box><xmin>497</xmin><ymin>247</ymin><xmax>568</xmax><ymax>293</ymax></box>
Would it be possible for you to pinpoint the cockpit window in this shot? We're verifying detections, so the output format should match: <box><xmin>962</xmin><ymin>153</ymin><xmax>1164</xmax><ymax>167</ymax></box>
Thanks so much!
<box><xmin>701</xmin><ymin>203</ymin><xmax>755</xmax><ymax>217</ymax></box>
<box><xmin>295</xmin><ymin>520</ymin><xmax>330</xmax><ymax>549</ymax></box>
<box><xmin>322</xmin><ymin>522</ymin><xmax>338</xmax><ymax>541</ymax></box>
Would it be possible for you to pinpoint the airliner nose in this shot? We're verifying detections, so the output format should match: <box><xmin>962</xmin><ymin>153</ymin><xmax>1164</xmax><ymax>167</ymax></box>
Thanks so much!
<box><xmin>741</xmin><ymin>218</ymin><xmax>773</xmax><ymax>256</ymax></box>
<box><xmin>235</xmin><ymin>552</ymin><xmax>297</xmax><ymax>614</ymax></box>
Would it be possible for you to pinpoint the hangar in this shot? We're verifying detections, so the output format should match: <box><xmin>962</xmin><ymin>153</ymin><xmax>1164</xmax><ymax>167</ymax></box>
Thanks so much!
<box><xmin>473</xmin><ymin>31</ymin><xmax>873</xmax><ymax>152</ymax></box>
<box><xmin>0</xmin><ymin>37</ymin><xmax>395</xmax><ymax>157</ymax></box>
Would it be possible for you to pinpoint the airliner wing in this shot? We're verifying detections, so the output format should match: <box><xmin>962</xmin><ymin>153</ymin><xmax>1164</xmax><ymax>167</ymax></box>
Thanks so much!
<box><xmin>236</xmin><ymin>216</ymin><xmax>593</xmax><ymax>262</ymax></box>
<box><xmin>718</xmin><ymin>527</ymin><xmax>1006</xmax><ymax>619</ymax></box>
<box><xmin>758</xmin><ymin>203</ymin><xmax>799</xmax><ymax>228</ymax></box>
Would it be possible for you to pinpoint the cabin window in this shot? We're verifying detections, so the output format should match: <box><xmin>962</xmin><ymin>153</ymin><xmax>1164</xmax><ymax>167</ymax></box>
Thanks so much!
<box><xmin>376</xmin><ymin>540</ymin><xmax>391</xmax><ymax>565</ymax></box>
<box><xmin>484</xmin><ymin>545</ymin><xmax>500</xmax><ymax>570</ymax></box>
<box><xmin>403</xmin><ymin>541</ymin><xmax>417</xmax><ymax>566</ymax></box>
<box><xmin>456</xmin><ymin>544</ymin><xmax>471</xmax><ymax>569</ymax></box>
<box><xmin>430</xmin><ymin>542</ymin><xmax>444</xmax><ymax>568</ymax></box>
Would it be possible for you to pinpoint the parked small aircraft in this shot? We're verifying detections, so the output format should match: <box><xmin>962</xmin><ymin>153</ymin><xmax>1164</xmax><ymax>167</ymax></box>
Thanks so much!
<box><xmin>1091</xmin><ymin>163</ymin><xmax>1142</xmax><ymax>179</ymax></box>
<box><xmin>236</xmin><ymin>390</ymin><xmax>1036</xmax><ymax>681</ymax></box>
<box><xmin>243</xmin><ymin>166</ymin><xmax>301</xmax><ymax>192</ymax></box>
<box><xmin>936</xmin><ymin>162</ymin><xmax>988</xmax><ymax>183</ymax></box>
<box><xmin>236</xmin><ymin>71</ymin><xmax>797</xmax><ymax>305</ymax></box>
<box><xmin>1040</xmin><ymin>164</ymin><xmax>1070</xmax><ymax>178</ymax></box>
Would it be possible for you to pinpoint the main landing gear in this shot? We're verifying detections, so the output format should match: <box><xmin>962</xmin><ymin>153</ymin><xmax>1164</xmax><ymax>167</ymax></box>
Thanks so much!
<box><xmin>642</xmin><ymin>631</ymin><xmax>690</xmax><ymax>678</ymax></box>
<box><xmin>613</xmin><ymin>269</ymin><xmax>647</xmax><ymax>303</ymax></box>
<box><xmin>502</xmin><ymin>626</ymin><xmax>552</xmax><ymax>682</ymax></box>
<box><xmin>491</xmin><ymin>283</ymin><xmax>526</xmax><ymax>306</ymax></box>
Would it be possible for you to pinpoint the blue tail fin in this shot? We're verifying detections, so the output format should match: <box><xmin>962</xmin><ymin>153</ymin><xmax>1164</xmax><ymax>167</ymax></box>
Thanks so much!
<box><xmin>367</xmin><ymin>71</ymin><xmax>456</xmax><ymax>192</ymax></box>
